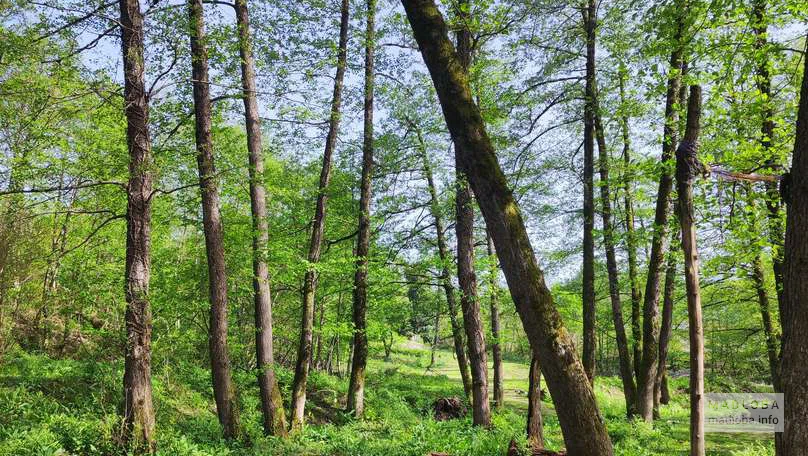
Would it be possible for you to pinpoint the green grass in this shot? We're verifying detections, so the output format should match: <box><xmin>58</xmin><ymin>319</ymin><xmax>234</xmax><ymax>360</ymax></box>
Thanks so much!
<box><xmin>0</xmin><ymin>342</ymin><xmax>774</xmax><ymax>455</ymax></box>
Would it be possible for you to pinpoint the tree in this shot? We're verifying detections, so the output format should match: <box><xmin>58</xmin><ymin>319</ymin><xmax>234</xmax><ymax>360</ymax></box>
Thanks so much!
<box><xmin>487</xmin><ymin>233</ymin><xmax>504</xmax><ymax>409</ymax></box>
<box><xmin>454</xmin><ymin>0</ymin><xmax>490</xmax><ymax>426</ymax></box>
<box><xmin>233</xmin><ymin>0</ymin><xmax>287</xmax><ymax>436</ymax></box>
<box><xmin>187</xmin><ymin>0</ymin><xmax>241</xmax><ymax>439</ymax></box>
<box><xmin>675</xmin><ymin>85</ymin><xmax>705</xmax><ymax>456</ymax></box>
<box><xmin>290</xmin><ymin>0</ymin><xmax>350</xmax><ymax>430</ymax></box>
<box><xmin>580</xmin><ymin>0</ymin><xmax>597</xmax><ymax>385</ymax></box>
<box><xmin>119</xmin><ymin>0</ymin><xmax>156</xmax><ymax>451</ymax></box>
<box><xmin>347</xmin><ymin>0</ymin><xmax>376</xmax><ymax>418</ymax></box>
<box><xmin>636</xmin><ymin>9</ymin><xmax>685</xmax><ymax>421</ymax></box>
<box><xmin>527</xmin><ymin>354</ymin><xmax>544</xmax><ymax>450</ymax></box>
<box><xmin>400</xmin><ymin>0</ymin><xmax>613</xmax><ymax>452</ymax></box>
<box><xmin>780</xmin><ymin>33</ymin><xmax>808</xmax><ymax>456</ymax></box>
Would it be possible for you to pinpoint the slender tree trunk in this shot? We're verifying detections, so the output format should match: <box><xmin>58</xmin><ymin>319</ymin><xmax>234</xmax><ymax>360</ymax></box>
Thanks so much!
<box><xmin>595</xmin><ymin>104</ymin><xmax>636</xmax><ymax>416</ymax></box>
<box><xmin>400</xmin><ymin>1</ymin><xmax>613</xmax><ymax>452</ymax></box>
<box><xmin>675</xmin><ymin>85</ymin><xmax>705</xmax><ymax>456</ymax></box>
<box><xmin>232</xmin><ymin>0</ymin><xmax>287</xmax><ymax>437</ymax></box>
<box><xmin>581</xmin><ymin>0</ymin><xmax>597</xmax><ymax>385</ymax></box>
<box><xmin>655</xmin><ymin>251</ymin><xmax>676</xmax><ymax>413</ymax></box>
<box><xmin>290</xmin><ymin>0</ymin><xmax>350</xmax><ymax>430</ymax></box>
<box><xmin>487</xmin><ymin>233</ymin><xmax>504</xmax><ymax>409</ymax></box>
<box><xmin>429</xmin><ymin>300</ymin><xmax>440</xmax><ymax>369</ymax></box>
<box><xmin>119</xmin><ymin>0</ymin><xmax>155</xmax><ymax>451</ymax></box>
<box><xmin>186</xmin><ymin>0</ymin><xmax>244</xmax><ymax>439</ymax></box>
<box><xmin>347</xmin><ymin>0</ymin><xmax>375</xmax><ymax>418</ymax></box>
<box><xmin>527</xmin><ymin>354</ymin><xmax>544</xmax><ymax>450</ymax></box>
<box><xmin>780</xmin><ymin>35</ymin><xmax>808</xmax><ymax>456</ymax></box>
<box><xmin>752</xmin><ymin>252</ymin><xmax>780</xmax><ymax>386</ymax></box>
<box><xmin>187</xmin><ymin>0</ymin><xmax>242</xmax><ymax>440</ymax></box>
<box><xmin>414</xmin><ymin>124</ymin><xmax>473</xmax><ymax>399</ymax></box>
<box><xmin>619</xmin><ymin>69</ymin><xmax>643</xmax><ymax>382</ymax></box>
<box><xmin>635</xmin><ymin>20</ymin><xmax>684</xmax><ymax>421</ymax></box>
<box><xmin>453</xmin><ymin>0</ymin><xmax>490</xmax><ymax>422</ymax></box>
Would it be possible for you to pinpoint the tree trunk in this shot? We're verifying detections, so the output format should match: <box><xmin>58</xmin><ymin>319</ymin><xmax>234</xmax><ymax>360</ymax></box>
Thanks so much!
<box><xmin>619</xmin><ymin>69</ymin><xmax>643</xmax><ymax>383</ymax></box>
<box><xmin>347</xmin><ymin>0</ymin><xmax>375</xmax><ymax>418</ymax></box>
<box><xmin>595</xmin><ymin>103</ymin><xmax>636</xmax><ymax>416</ymax></box>
<box><xmin>290</xmin><ymin>0</ymin><xmax>350</xmax><ymax>430</ymax></box>
<box><xmin>187</xmin><ymin>0</ymin><xmax>241</xmax><ymax>440</ymax></box>
<box><xmin>400</xmin><ymin>1</ymin><xmax>613</xmax><ymax>452</ymax></box>
<box><xmin>487</xmin><ymin>233</ymin><xmax>504</xmax><ymax>409</ymax></box>
<box><xmin>655</xmin><ymin>251</ymin><xmax>676</xmax><ymax>412</ymax></box>
<box><xmin>780</xmin><ymin>34</ymin><xmax>808</xmax><ymax>456</ymax></box>
<box><xmin>581</xmin><ymin>0</ymin><xmax>597</xmax><ymax>385</ymax></box>
<box><xmin>414</xmin><ymin>124</ymin><xmax>473</xmax><ymax>399</ymax></box>
<box><xmin>675</xmin><ymin>85</ymin><xmax>705</xmax><ymax>456</ymax></box>
<box><xmin>233</xmin><ymin>0</ymin><xmax>286</xmax><ymax>437</ymax></box>
<box><xmin>635</xmin><ymin>21</ymin><xmax>684</xmax><ymax>421</ymax></box>
<box><xmin>119</xmin><ymin>0</ymin><xmax>156</xmax><ymax>451</ymax></box>
<box><xmin>527</xmin><ymin>354</ymin><xmax>544</xmax><ymax>450</ymax></box>
<box><xmin>453</xmin><ymin>0</ymin><xmax>489</xmax><ymax>425</ymax></box>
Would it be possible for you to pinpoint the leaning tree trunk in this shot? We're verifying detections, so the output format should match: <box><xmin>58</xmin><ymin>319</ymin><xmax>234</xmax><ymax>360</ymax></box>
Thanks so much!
<box><xmin>400</xmin><ymin>0</ymin><xmax>613</xmax><ymax>452</ymax></box>
<box><xmin>636</xmin><ymin>18</ymin><xmax>684</xmax><ymax>421</ymax></box>
<box><xmin>487</xmin><ymin>233</ymin><xmax>504</xmax><ymax>409</ymax></box>
<box><xmin>453</xmin><ymin>0</ymin><xmax>490</xmax><ymax>425</ymax></box>
<box><xmin>675</xmin><ymin>85</ymin><xmax>705</xmax><ymax>456</ymax></box>
<box><xmin>527</xmin><ymin>354</ymin><xmax>544</xmax><ymax>450</ymax></box>
<box><xmin>233</xmin><ymin>0</ymin><xmax>287</xmax><ymax>437</ymax></box>
<box><xmin>187</xmin><ymin>0</ymin><xmax>241</xmax><ymax>439</ymax></box>
<box><xmin>290</xmin><ymin>0</ymin><xmax>350</xmax><ymax>430</ymax></box>
<box><xmin>595</xmin><ymin>105</ymin><xmax>636</xmax><ymax>417</ymax></box>
<box><xmin>119</xmin><ymin>0</ymin><xmax>156</xmax><ymax>451</ymax></box>
<box><xmin>780</xmin><ymin>34</ymin><xmax>808</xmax><ymax>456</ymax></box>
<box><xmin>619</xmin><ymin>68</ymin><xmax>643</xmax><ymax>382</ymax></box>
<box><xmin>346</xmin><ymin>0</ymin><xmax>375</xmax><ymax>419</ymax></box>
<box><xmin>581</xmin><ymin>0</ymin><xmax>597</xmax><ymax>385</ymax></box>
<box><xmin>414</xmin><ymin>124</ymin><xmax>473</xmax><ymax>399</ymax></box>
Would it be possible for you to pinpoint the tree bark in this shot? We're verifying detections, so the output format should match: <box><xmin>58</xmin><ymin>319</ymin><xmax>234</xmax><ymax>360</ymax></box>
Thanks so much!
<box><xmin>581</xmin><ymin>0</ymin><xmax>597</xmax><ymax>385</ymax></box>
<box><xmin>290</xmin><ymin>0</ymin><xmax>350</xmax><ymax>430</ymax></box>
<box><xmin>779</xmin><ymin>34</ymin><xmax>808</xmax><ymax>456</ymax></box>
<box><xmin>233</xmin><ymin>0</ymin><xmax>287</xmax><ymax>437</ymax></box>
<box><xmin>453</xmin><ymin>0</ymin><xmax>490</xmax><ymax>425</ymax></box>
<box><xmin>655</xmin><ymin>250</ymin><xmax>676</xmax><ymax>413</ymax></box>
<box><xmin>347</xmin><ymin>0</ymin><xmax>375</xmax><ymax>419</ymax></box>
<box><xmin>675</xmin><ymin>85</ymin><xmax>704</xmax><ymax>456</ymax></box>
<box><xmin>635</xmin><ymin>21</ymin><xmax>684</xmax><ymax>421</ymax></box>
<box><xmin>119</xmin><ymin>0</ymin><xmax>156</xmax><ymax>451</ymax></box>
<box><xmin>414</xmin><ymin>124</ymin><xmax>473</xmax><ymax>399</ymax></box>
<box><xmin>187</xmin><ymin>0</ymin><xmax>241</xmax><ymax>440</ymax></box>
<box><xmin>619</xmin><ymin>69</ymin><xmax>643</xmax><ymax>383</ymax></box>
<box><xmin>595</xmin><ymin>103</ymin><xmax>636</xmax><ymax>416</ymax></box>
<box><xmin>400</xmin><ymin>1</ymin><xmax>613</xmax><ymax>452</ymax></box>
<box><xmin>487</xmin><ymin>233</ymin><xmax>504</xmax><ymax>409</ymax></box>
<box><xmin>527</xmin><ymin>354</ymin><xmax>544</xmax><ymax>450</ymax></box>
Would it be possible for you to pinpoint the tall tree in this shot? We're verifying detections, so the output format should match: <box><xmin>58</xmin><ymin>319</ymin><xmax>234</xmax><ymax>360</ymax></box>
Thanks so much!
<box><xmin>655</xmin><ymin>252</ymin><xmax>676</xmax><ymax>411</ymax></box>
<box><xmin>119</xmin><ymin>0</ymin><xmax>156</xmax><ymax>451</ymax></box>
<box><xmin>347</xmin><ymin>0</ymin><xmax>376</xmax><ymax>418</ymax></box>
<box><xmin>290</xmin><ymin>0</ymin><xmax>350</xmax><ymax>430</ymax></box>
<box><xmin>675</xmin><ymin>85</ymin><xmax>705</xmax><ymax>456</ymax></box>
<box><xmin>233</xmin><ymin>0</ymin><xmax>287</xmax><ymax>436</ymax></box>
<box><xmin>595</xmin><ymin>105</ymin><xmax>636</xmax><ymax>416</ymax></box>
<box><xmin>635</xmin><ymin>11</ymin><xmax>685</xmax><ymax>421</ymax></box>
<box><xmin>454</xmin><ymin>0</ymin><xmax>490</xmax><ymax>426</ymax></box>
<box><xmin>187</xmin><ymin>0</ymin><xmax>241</xmax><ymax>439</ymax></box>
<box><xmin>581</xmin><ymin>0</ymin><xmax>597</xmax><ymax>385</ymax></box>
<box><xmin>413</xmin><ymin>123</ymin><xmax>473</xmax><ymax>398</ymax></box>
<box><xmin>400</xmin><ymin>0</ymin><xmax>613</xmax><ymax>452</ymax></box>
<box><xmin>619</xmin><ymin>68</ymin><xmax>643</xmax><ymax>382</ymax></box>
<box><xmin>486</xmin><ymin>233</ymin><xmax>504</xmax><ymax>409</ymax></box>
<box><xmin>779</xmin><ymin>33</ymin><xmax>808</xmax><ymax>456</ymax></box>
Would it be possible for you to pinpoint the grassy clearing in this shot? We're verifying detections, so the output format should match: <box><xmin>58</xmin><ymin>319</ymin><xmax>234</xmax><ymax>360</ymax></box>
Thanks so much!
<box><xmin>0</xmin><ymin>342</ymin><xmax>774</xmax><ymax>455</ymax></box>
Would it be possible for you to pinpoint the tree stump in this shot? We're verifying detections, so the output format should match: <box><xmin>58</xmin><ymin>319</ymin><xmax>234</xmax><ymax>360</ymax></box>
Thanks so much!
<box><xmin>432</xmin><ymin>397</ymin><xmax>466</xmax><ymax>421</ymax></box>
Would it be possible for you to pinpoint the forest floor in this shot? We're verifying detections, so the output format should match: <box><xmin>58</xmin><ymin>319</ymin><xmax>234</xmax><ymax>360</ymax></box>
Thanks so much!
<box><xmin>0</xmin><ymin>340</ymin><xmax>774</xmax><ymax>455</ymax></box>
